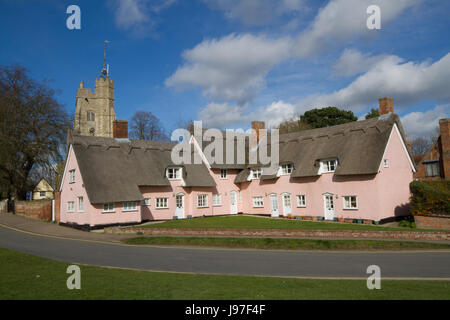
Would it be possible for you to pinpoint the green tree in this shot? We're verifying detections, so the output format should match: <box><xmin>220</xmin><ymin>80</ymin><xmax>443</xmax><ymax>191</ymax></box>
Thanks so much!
<box><xmin>365</xmin><ymin>108</ymin><xmax>380</xmax><ymax>119</ymax></box>
<box><xmin>300</xmin><ymin>107</ymin><xmax>357</xmax><ymax>128</ymax></box>
<box><xmin>0</xmin><ymin>64</ymin><xmax>71</xmax><ymax>200</ymax></box>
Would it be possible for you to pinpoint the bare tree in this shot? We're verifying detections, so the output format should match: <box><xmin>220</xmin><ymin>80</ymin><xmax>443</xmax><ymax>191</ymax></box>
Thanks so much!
<box><xmin>411</xmin><ymin>137</ymin><xmax>432</xmax><ymax>155</ymax></box>
<box><xmin>0</xmin><ymin>64</ymin><xmax>71</xmax><ymax>200</ymax></box>
<box><xmin>129</xmin><ymin>111</ymin><xmax>168</xmax><ymax>141</ymax></box>
<box><xmin>278</xmin><ymin>116</ymin><xmax>311</xmax><ymax>134</ymax></box>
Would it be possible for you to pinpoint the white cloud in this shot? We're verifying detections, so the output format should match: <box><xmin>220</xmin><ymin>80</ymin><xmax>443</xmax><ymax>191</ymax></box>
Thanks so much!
<box><xmin>333</xmin><ymin>49</ymin><xmax>392</xmax><ymax>77</ymax></box>
<box><xmin>203</xmin><ymin>0</ymin><xmax>305</xmax><ymax>26</ymax></box>
<box><xmin>298</xmin><ymin>52</ymin><xmax>450</xmax><ymax>112</ymax></box>
<box><xmin>165</xmin><ymin>34</ymin><xmax>292</xmax><ymax>105</ymax></box>
<box><xmin>294</xmin><ymin>0</ymin><xmax>421</xmax><ymax>58</ymax></box>
<box><xmin>401</xmin><ymin>105</ymin><xmax>449</xmax><ymax>139</ymax></box>
<box><xmin>111</xmin><ymin>0</ymin><xmax>176</xmax><ymax>31</ymax></box>
<box><xmin>198</xmin><ymin>100</ymin><xmax>295</xmax><ymax>128</ymax></box>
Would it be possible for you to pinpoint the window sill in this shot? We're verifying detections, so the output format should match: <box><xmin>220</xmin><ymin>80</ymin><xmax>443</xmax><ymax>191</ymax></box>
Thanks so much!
<box><xmin>343</xmin><ymin>208</ymin><xmax>358</xmax><ymax>210</ymax></box>
<box><xmin>253</xmin><ymin>206</ymin><xmax>264</xmax><ymax>208</ymax></box>
<box><xmin>297</xmin><ymin>206</ymin><xmax>306</xmax><ymax>208</ymax></box>
<box><xmin>197</xmin><ymin>206</ymin><xmax>209</xmax><ymax>209</ymax></box>
<box><xmin>102</xmin><ymin>211</ymin><xmax>115</xmax><ymax>214</ymax></box>
<box><xmin>155</xmin><ymin>207</ymin><xmax>169</xmax><ymax>210</ymax></box>
<box><xmin>122</xmin><ymin>209</ymin><xmax>138</xmax><ymax>212</ymax></box>
<box><xmin>212</xmin><ymin>204</ymin><xmax>222</xmax><ymax>207</ymax></box>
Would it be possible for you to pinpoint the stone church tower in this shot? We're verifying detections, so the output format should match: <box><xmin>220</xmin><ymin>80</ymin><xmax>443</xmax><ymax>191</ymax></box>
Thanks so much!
<box><xmin>73</xmin><ymin>76</ymin><xmax>117</xmax><ymax>138</ymax></box>
<box><xmin>73</xmin><ymin>41</ymin><xmax>121</xmax><ymax>138</ymax></box>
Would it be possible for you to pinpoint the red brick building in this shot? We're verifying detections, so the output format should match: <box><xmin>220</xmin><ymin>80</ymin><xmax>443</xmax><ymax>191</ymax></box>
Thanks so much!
<box><xmin>414</xmin><ymin>118</ymin><xmax>450</xmax><ymax>180</ymax></box>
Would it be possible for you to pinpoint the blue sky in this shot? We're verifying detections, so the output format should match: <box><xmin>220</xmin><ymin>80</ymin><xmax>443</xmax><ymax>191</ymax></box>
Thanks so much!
<box><xmin>0</xmin><ymin>0</ymin><xmax>449</xmax><ymax>138</ymax></box>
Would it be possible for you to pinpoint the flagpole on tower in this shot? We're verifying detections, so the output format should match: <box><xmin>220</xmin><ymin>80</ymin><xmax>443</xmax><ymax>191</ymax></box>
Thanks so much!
<box><xmin>101</xmin><ymin>40</ymin><xmax>110</xmax><ymax>78</ymax></box>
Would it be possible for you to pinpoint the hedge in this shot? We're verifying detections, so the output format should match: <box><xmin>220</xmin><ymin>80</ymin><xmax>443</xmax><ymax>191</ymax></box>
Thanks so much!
<box><xmin>409</xmin><ymin>180</ymin><xmax>450</xmax><ymax>216</ymax></box>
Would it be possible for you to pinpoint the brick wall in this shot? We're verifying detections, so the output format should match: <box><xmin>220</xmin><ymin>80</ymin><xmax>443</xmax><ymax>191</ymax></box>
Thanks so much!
<box><xmin>439</xmin><ymin>119</ymin><xmax>450</xmax><ymax>180</ymax></box>
<box><xmin>105</xmin><ymin>226</ymin><xmax>450</xmax><ymax>241</ymax></box>
<box><xmin>414</xmin><ymin>215</ymin><xmax>450</xmax><ymax>230</ymax></box>
<box><xmin>15</xmin><ymin>200</ymin><xmax>52</xmax><ymax>221</ymax></box>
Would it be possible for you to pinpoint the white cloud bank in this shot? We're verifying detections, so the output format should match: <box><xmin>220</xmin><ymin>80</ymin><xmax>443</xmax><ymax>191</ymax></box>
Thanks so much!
<box><xmin>401</xmin><ymin>105</ymin><xmax>450</xmax><ymax>139</ymax></box>
<box><xmin>165</xmin><ymin>34</ymin><xmax>292</xmax><ymax>105</ymax></box>
<box><xmin>294</xmin><ymin>0</ymin><xmax>421</xmax><ymax>58</ymax></box>
<box><xmin>298</xmin><ymin>52</ymin><xmax>450</xmax><ymax>112</ymax></box>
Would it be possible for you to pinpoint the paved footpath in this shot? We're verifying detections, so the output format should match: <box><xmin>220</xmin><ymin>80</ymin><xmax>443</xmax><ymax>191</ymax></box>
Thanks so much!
<box><xmin>0</xmin><ymin>213</ymin><xmax>132</xmax><ymax>242</ymax></box>
<box><xmin>0</xmin><ymin>213</ymin><xmax>450</xmax><ymax>279</ymax></box>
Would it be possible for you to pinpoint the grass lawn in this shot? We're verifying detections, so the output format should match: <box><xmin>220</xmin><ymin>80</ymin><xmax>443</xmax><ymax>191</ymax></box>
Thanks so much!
<box><xmin>0</xmin><ymin>247</ymin><xmax>449</xmax><ymax>300</ymax></box>
<box><xmin>123</xmin><ymin>237</ymin><xmax>450</xmax><ymax>251</ymax></box>
<box><xmin>137</xmin><ymin>215</ymin><xmax>444</xmax><ymax>232</ymax></box>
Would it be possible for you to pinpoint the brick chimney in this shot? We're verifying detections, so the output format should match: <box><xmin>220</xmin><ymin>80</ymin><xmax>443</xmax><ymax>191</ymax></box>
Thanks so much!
<box><xmin>251</xmin><ymin>121</ymin><xmax>266</xmax><ymax>143</ymax></box>
<box><xmin>113</xmin><ymin>120</ymin><xmax>128</xmax><ymax>139</ymax></box>
<box><xmin>439</xmin><ymin>118</ymin><xmax>450</xmax><ymax>179</ymax></box>
<box><xmin>379</xmin><ymin>97</ymin><xmax>394</xmax><ymax>115</ymax></box>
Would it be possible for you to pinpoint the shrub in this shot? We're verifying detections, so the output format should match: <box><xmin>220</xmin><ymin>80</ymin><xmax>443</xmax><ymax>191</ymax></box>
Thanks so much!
<box><xmin>409</xmin><ymin>180</ymin><xmax>450</xmax><ymax>216</ymax></box>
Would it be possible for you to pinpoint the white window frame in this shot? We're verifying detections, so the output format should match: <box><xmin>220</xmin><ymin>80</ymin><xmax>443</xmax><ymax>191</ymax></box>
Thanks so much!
<box><xmin>343</xmin><ymin>196</ymin><xmax>358</xmax><ymax>210</ymax></box>
<box><xmin>39</xmin><ymin>191</ymin><xmax>46</xmax><ymax>197</ymax></box>
<box><xmin>383</xmin><ymin>159</ymin><xmax>389</xmax><ymax>168</ymax></box>
<box><xmin>69</xmin><ymin>169</ymin><xmax>75</xmax><ymax>183</ymax></box>
<box><xmin>77</xmin><ymin>196</ymin><xmax>84</xmax><ymax>212</ymax></box>
<box><xmin>123</xmin><ymin>201</ymin><xmax>138</xmax><ymax>212</ymax></box>
<box><xmin>141</xmin><ymin>198</ymin><xmax>150</xmax><ymax>206</ymax></box>
<box><xmin>67</xmin><ymin>201</ymin><xmax>74</xmax><ymax>212</ymax></box>
<box><xmin>220</xmin><ymin>169</ymin><xmax>227</xmax><ymax>179</ymax></box>
<box><xmin>166</xmin><ymin>167</ymin><xmax>182</xmax><ymax>180</ymax></box>
<box><xmin>155</xmin><ymin>197</ymin><xmax>169</xmax><ymax>209</ymax></box>
<box><xmin>252</xmin><ymin>196</ymin><xmax>264</xmax><ymax>208</ymax></box>
<box><xmin>320</xmin><ymin>159</ymin><xmax>338</xmax><ymax>173</ymax></box>
<box><xmin>296</xmin><ymin>195</ymin><xmax>306</xmax><ymax>207</ymax></box>
<box><xmin>282</xmin><ymin>193</ymin><xmax>292</xmax><ymax>208</ymax></box>
<box><xmin>212</xmin><ymin>194</ymin><xmax>222</xmax><ymax>206</ymax></box>
<box><xmin>251</xmin><ymin>168</ymin><xmax>262</xmax><ymax>179</ymax></box>
<box><xmin>281</xmin><ymin>164</ymin><xmax>293</xmax><ymax>175</ymax></box>
<box><xmin>197</xmin><ymin>194</ymin><xmax>208</xmax><ymax>208</ymax></box>
<box><xmin>425</xmin><ymin>161</ymin><xmax>439</xmax><ymax>177</ymax></box>
<box><xmin>102</xmin><ymin>203</ymin><xmax>115</xmax><ymax>213</ymax></box>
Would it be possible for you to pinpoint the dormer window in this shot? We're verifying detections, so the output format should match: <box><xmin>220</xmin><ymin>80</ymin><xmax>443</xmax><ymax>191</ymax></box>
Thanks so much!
<box><xmin>251</xmin><ymin>168</ymin><xmax>262</xmax><ymax>179</ymax></box>
<box><xmin>320</xmin><ymin>159</ymin><xmax>338</xmax><ymax>173</ymax></box>
<box><xmin>281</xmin><ymin>164</ymin><xmax>293</xmax><ymax>175</ymax></box>
<box><xmin>166</xmin><ymin>167</ymin><xmax>182</xmax><ymax>180</ymax></box>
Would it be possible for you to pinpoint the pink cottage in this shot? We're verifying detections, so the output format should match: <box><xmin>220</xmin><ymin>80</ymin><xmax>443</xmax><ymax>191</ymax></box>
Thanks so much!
<box><xmin>59</xmin><ymin>101</ymin><xmax>415</xmax><ymax>230</ymax></box>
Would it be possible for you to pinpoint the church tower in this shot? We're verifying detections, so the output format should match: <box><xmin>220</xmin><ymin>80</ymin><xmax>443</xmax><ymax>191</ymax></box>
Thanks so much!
<box><xmin>73</xmin><ymin>41</ymin><xmax>117</xmax><ymax>137</ymax></box>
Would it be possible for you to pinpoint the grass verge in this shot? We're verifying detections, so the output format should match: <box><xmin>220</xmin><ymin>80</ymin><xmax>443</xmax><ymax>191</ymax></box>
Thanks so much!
<box><xmin>123</xmin><ymin>236</ymin><xmax>450</xmax><ymax>251</ymax></box>
<box><xmin>137</xmin><ymin>215</ymin><xmax>446</xmax><ymax>232</ymax></box>
<box><xmin>0</xmin><ymin>247</ymin><xmax>449</xmax><ymax>300</ymax></box>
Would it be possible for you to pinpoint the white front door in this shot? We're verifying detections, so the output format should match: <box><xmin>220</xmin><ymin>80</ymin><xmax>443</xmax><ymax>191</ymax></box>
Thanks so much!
<box><xmin>270</xmin><ymin>194</ymin><xmax>279</xmax><ymax>217</ymax></box>
<box><xmin>230</xmin><ymin>191</ymin><xmax>238</xmax><ymax>214</ymax></box>
<box><xmin>282</xmin><ymin>193</ymin><xmax>292</xmax><ymax>216</ymax></box>
<box><xmin>175</xmin><ymin>193</ymin><xmax>185</xmax><ymax>219</ymax></box>
<box><xmin>323</xmin><ymin>194</ymin><xmax>334</xmax><ymax>220</ymax></box>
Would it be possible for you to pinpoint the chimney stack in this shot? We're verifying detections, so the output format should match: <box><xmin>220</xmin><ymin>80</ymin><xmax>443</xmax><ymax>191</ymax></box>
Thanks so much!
<box><xmin>113</xmin><ymin>120</ymin><xmax>128</xmax><ymax>139</ymax></box>
<box><xmin>439</xmin><ymin>118</ymin><xmax>450</xmax><ymax>179</ymax></box>
<box><xmin>379</xmin><ymin>97</ymin><xmax>394</xmax><ymax>115</ymax></box>
<box><xmin>251</xmin><ymin>121</ymin><xmax>266</xmax><ymax>143</ymax></box>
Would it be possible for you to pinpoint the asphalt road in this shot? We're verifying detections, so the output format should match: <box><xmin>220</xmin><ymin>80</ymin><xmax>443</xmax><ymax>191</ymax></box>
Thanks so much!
<box><xmin>1</xmin><ymin>225</ymin><xmax>449</xmax><ymax>279</ymax></box>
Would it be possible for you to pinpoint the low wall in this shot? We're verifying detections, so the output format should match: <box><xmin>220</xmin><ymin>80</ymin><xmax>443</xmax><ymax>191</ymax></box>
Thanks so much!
<box><xmin>415</xmin><ymin>215</ymin><xmax>450</xmax><ymax>230</ymax></box>
<box><xmin>105</xmin><ymin>227</ymin><xmax>450</xmax><ymax>241</ymax></box>
<box><xmin>15</xmin><ymin>200</ymin><xmax>52</xmax><ymax>221</ymax></box>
